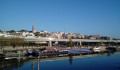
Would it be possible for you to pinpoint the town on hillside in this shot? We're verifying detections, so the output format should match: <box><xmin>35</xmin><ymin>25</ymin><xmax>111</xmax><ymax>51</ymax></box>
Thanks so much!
<box><xmin>0</xmin><ymin>24</ymin><xmax>118</xmax><ymax>40</ymax></box>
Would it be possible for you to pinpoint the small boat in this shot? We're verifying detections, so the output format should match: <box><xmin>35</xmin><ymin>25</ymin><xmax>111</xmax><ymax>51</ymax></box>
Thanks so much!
<box><xmin>67</xmin><ymin>48</ymin><xmax>91</xmax><ymax>54</ymax></box>
<box><xmin>5</xmin><ymin>57</ymin><xmax>10</xmax><ymax>59</ymax></box>
<box><xmin>106</xmin><ymin>47</ymin><xmax>117</xmax><ymax>52</ymax></box>
<box><xmin>93</xmin><ymin>47</ymin><xmax>101</xmax><ymax>52</ymax></box>
<box><xmin>26</xmin><ymin>49</ymin><xmax>39</xmax><ymax>56</ymax></box>
<box><xmin>39</xmin><ymin>48</ymin><xmax>46</xmax><ymax>51</ymax></box>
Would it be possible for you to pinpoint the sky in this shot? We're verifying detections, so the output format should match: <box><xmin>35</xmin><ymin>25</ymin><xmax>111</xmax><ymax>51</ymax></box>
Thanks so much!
<box><xmin>0</xmin><ymin>0</ymin><xmax>120</xmax><ymax>38</ymax></box>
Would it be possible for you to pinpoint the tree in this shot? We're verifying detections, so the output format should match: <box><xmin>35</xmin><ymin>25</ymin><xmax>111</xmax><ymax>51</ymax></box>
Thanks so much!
<box><xmin>69</xmin><ymin>37</ymin><xmax>73</xmax><ymax>49</ymax></box>
<box><xmin>0</xmin><ymin>36</ymin><xmax>25</xmax><ymax>50</ymax></box>
<box><xmin>35</xmin><ymin>32</ymin><xmax>40</xmax><ymax>36</ymax></box>
<box><xmin>40</xmin><ymin>33</ymin><xmax>44</xmax><ymax>37</ymax></box>
<box><xmin>100</xmin><ymin>41</ymin><xmax>104</xmax><ymax>46</ymax></box>
<box><xmin>8</xmin><ymin>30</ymin><xmax>15</xmax><ymax>33</ymax></box>
<box><xmin>19</xmin><ymin>30</ymin><xmax>28</xmax><ymax>32</ymax></box>
<box><xmin>0</xmin><ymin>36</ymin><xmax>6</xmax><ymax>50</ymax></box>
<box><xmin>10</xmin><ymin>37</ymin><xmax>24</xmax><ymax>48</ymax></box>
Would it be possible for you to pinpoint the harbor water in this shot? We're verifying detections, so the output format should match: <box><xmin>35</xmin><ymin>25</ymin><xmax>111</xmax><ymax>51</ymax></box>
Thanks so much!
<box><xmin>1</xmin><ymin>52</ymin><xmax>120</xmax><ymax>70</ymax></box>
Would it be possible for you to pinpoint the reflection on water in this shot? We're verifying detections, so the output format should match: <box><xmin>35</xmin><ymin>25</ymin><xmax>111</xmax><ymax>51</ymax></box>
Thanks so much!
<box><xmin>107</xmin><ymin>51</ymin><xmax>116</xmax><ymax>56</ymax></box>
<box><xmin>0</xmin><ymin>58</ymin><xmax>25</xmax><ymax>70</ymax></box>
<box><xmin>69</xmin><ymin>55</ymin><xmax>73</xmax><ymax>65</ymax></box>
<box><xmin>32</xmin><ymin>62</ymin><xmax>34</xmax><ymax>70</ymax></box>
<box><xmin>0</xmin><ymin>51</ymin><xmax>120</xmax><ymax>70</ymax></box>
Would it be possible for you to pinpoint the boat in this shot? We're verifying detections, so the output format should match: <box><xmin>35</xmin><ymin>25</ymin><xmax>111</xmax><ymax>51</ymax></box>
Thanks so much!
<box><xmin>26</xmin><ymin>49</ymin><xmax>39</xmax><ymax>56</ymax></box>
<box><xmin>106</xmin><ymin>46</ymin><xmax>117</xmax><ymax>52</ymax></box>
<box><xmin>93</xmin><ymin>47</ymin><xmax>101</xmax><ymax>53</ymax></box>
<box><xmin>67</xmin><ymin>48</ymin><xmax>91</xmax><ymax>54</ymax></box>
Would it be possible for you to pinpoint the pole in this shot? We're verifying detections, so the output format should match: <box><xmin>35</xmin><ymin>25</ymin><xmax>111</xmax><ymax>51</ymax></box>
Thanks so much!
<box><xmin>18</xmin><ymin>51</ymin><xmax>20</xmax><ymax>70</ymax></box>
<box><xmin>38</xmin><ymin>56</ymin><xmax>40</xmax><ymax>70</ymax></box>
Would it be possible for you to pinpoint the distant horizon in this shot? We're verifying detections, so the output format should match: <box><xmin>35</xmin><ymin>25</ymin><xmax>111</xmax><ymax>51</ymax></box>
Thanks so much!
<box><xmin>0</xmin><ymin>0</ymin><xmax>120</xmax><ymax>38</ymax></box>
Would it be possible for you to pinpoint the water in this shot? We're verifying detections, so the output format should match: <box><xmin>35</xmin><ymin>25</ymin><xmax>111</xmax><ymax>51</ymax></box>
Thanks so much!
<box><xmin>1</xmin><ymin>53</ymin><xmax>120</xmax><ymax>70</ymax></box>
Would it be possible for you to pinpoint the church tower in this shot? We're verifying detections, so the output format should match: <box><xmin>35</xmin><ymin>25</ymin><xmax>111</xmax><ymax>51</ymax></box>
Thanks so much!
<box><xmin>32</xmin><ymin>24</ymin><xmax>35</xmax><ymax>33</ymax></box>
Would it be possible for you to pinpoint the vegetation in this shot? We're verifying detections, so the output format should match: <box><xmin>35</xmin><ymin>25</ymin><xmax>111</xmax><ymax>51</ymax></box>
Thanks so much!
<box><xmin>100</xmin><ymin>41</ymin><xmax>104</xmax><ymax>46</ymax></box>
<box><xmin>8</xmin><ymin>30</ymin><xmax>15</xmax><ymax>33</ymax></box>
<box><xmin>40</xmin><ymin>33</ymin><xmax>44</xmax><ymax>37</ymax></box>
<box><xmin>0</xmin><ymin>36</ymin><xmax>24</xmax><ymax>50</ymax></box>
<box><xmin>0</xmin><ymin>36</ymin><xmax>6</xmax><ymax>50</ymax></box>
<box><xmin>34</xmin><ymin>32</ymin><xmax>40</xmax><ymax>36</ymax></box>
<box><xmin>10</xmin><ymin>37</ymin><xmax>24</xmax><ymax>48</ymax></box>
<box><xmin>69</xmin><ymin>37</ymin><xmax>73</xmax><ymax>49</ymax></box>
<box><xmin>35</xmin><ymin>32</ymin><xmax>44</xmax><ymax>37</ymax></box>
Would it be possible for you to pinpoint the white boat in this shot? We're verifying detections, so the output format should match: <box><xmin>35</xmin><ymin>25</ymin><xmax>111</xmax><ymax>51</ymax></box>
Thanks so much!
<box><xmin>93</xmin><ymin>47</ymin><xmax>101</xmax><ymax>52</ymax></box>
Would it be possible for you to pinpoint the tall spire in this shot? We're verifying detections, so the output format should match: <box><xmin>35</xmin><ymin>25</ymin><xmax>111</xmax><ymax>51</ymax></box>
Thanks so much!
<box><xmin>32</xmin><ymin>24</ymin><xmax>35</xmax><ymax>33</ymax></box>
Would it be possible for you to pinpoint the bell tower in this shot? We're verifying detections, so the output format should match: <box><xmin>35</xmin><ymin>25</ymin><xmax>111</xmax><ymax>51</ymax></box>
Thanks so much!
<box><xmin>32</xmin><ymin>24</ymin><xmax>35</xmax><ymax>33</ymax></box>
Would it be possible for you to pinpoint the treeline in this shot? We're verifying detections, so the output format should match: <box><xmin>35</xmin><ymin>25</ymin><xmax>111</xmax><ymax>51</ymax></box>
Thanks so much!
<box><xmin>0</xmin><ymin>36</ymin><xmax>24</xmax><ymax>49</ymax></box>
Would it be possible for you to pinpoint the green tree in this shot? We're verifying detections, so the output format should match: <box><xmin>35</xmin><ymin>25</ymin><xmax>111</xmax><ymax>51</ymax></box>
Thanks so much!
<box><xmin>35</xmin><ymin>32</ymin><xmax>40</xmax><ymax>36</ymax></box>
<box><xmin>69</xmin><ymin>37</ymin><xmax>73</xmax><ymax>49</ymax></box>
<box><xmin>100</xmin><ymin>41</ymin><xmax>104</xmax><ymax>46</ymax></box>
<box><xmin>40</xmin><ymin>33</ymin><xmax>44</xmax><ymax>37</ymax></box>
<box><xmin>0</xmin><ymin>36</ymin><xmax>24</xmax><ymax>50</ymax></box>
<box><xmin>0</xmin><ymin>36</ymin><xmax>6</xmax><ymax>50</ymax></box>
<box><xmin>10</xmin><ymin>37</ymin><xmax>24</xmax><ymax>48</ymax></box>
<box><xmin>8</xmin><ymin>30</ymin><xmax>15</xmax><ymax>33</ymax></box>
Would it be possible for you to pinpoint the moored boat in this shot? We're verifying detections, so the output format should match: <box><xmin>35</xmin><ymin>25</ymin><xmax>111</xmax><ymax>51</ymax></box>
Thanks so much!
<box><xmin>67</xmin><ymin>48</ymin><xmax>91</xmax><ymax>55</ymax></box>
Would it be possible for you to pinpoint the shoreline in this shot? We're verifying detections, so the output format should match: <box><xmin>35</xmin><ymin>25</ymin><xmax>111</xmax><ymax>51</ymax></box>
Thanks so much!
<box><xmin>26</xmin><ymin>53</ymin><xmax>106</xmax><ymax>62</ymax></box>
<box><xmin>0</xmin><ymin>52</ymin><xmax>119</xmax><ymax>70</ymax></box>
<box><xmin>26</xmin><ymin>52</ymin><xmax>120</xmax><ymax>63</ymax></box>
